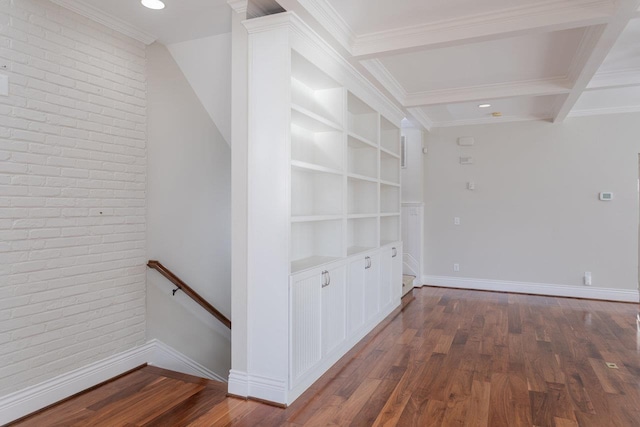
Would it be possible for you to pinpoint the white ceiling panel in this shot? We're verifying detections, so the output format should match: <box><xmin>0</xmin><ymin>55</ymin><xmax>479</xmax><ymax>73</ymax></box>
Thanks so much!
<box><xmin>571</xmin><ymin>86</ymin><xmax>640</xmax><ymax>114</ymax></box>
<box><xmin>597</xmin><ymin>18</ymin><xmax>640</xmax><ymax>73</ymax></box>
<box><xmin>421</xmin><ymin>95</ymin><xmax>559</xmax><ymax>125</ymax></box>
<box><xmin>326</xmin><ymin>0</ymin><xmax>543</xmax><ymax>35</ymax></box>
<box><xmin>380</xmin><ymin>28</ymin><xmax>586</xmax><ymax>93</ymax></box>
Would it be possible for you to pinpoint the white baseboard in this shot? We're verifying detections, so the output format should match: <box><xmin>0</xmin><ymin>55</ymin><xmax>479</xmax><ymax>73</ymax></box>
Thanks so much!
<box><xmin>421</xmin><ymin>275</ymin><xmax>639</xmax><ymax>303</ymax></box>
<box><xmin>150</xmin><ymin>340</ymin><xmax>226</xmax><ymax>383</ymax></box>
<box><xmin>227</xmin><ymin>369</ymin><xmax>249</xmax><ymax>397</ymax></box>
<box><xmin>228</xmin><ymin>300</ymin><xmax>400</xmax><ymax>407</ymax></box>
<box><xmin>0</xmin><ymin>339</ymin><xmax>226</xmax><ymax>425</ymax></box>
<box><xmin>227</xmin><ymin>370</ymin><xmax>287</xmax><ymax>404</ymax></box>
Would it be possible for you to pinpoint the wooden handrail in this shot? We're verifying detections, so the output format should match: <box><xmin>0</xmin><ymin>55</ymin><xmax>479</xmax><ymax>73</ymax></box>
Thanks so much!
<box><xmin>147</xmin><ymin>260</ymin><xmax>231</xmax><ymax>329</ymax></box>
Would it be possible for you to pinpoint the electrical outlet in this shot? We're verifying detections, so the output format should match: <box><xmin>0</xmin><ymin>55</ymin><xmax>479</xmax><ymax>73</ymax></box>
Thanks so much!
<box><xmin>454</xmin><ymin>217</ymin><xmax>460</xmax><ymax>225</ymax></box>
<box><xmin>453</xmin><ymin>263</ymin><xmax>460</xmax><ymax>272</ymax></box>
<box><xmin>584</xmin><ymin>271</ymin><xmax>592</xmax><ymax>286</ymax></box>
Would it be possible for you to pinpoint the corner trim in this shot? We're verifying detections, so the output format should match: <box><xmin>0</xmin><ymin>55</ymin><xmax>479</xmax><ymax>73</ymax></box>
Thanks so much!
<box><xmin>227</xmin><ymin>370</ymin><xmax>287</xmax><ymax>405</ymax></box>
<box><xmin>421</xmin><ymin>275</ymin><xmax>639</xmax><ymax>303</ymax></box>
<box><xmin>49</xmin><ymin>0</ymin><xmax>157</xmax><ymax>45</ymax></box>
<box><xmin>227</xmin><ymin>0</ymin><xmax>248</xmax><ymax>14</ymax></box>
<box><xmin>0</xmin><ymin>340</ymin><xmax>226</xmax><ymax>425</ymax></box>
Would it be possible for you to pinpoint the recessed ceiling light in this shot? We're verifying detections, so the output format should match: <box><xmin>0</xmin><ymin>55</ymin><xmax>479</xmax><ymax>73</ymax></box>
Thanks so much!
<box><xmin>478</xmin><ymin>104</ymin><xmax>491</xmax><ymax>108</ymax></box>
<box><xmin>141</xmin><ymin>0</ymin><xmax>165</xmax><ymax>10</ymax></box>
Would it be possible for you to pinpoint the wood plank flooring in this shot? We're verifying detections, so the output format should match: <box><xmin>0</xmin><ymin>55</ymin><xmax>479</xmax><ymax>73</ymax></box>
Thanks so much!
<box><xmin>10</xmin><ymin>287</ymin><xmax>640</xmax><ymax>426</ymax></box>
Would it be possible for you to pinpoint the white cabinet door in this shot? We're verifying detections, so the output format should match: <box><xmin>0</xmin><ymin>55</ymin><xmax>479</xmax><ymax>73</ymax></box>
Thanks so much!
<box><xmin>379</xmin><ymin>247</ymin><xmax>393</xmax><ymax>311</ymax></box>
<box><xmin>322</xmin><ymin>264</ymin><xmax>346</xmax><ymax>357</ymax></box>
<box><xmin>391</xmin><ymin>244</ymin><xmax>403</xmax><ymax>302</ymax></box>
<box><xmin>364</xmin><ymin>253</ymin><xmax>380</xmax><ymax>321</ymax></box>
<box><xmin>290</xmin><ymin>268</ymin><xmax>322</xmax><ymax>385</ymax></box>
<box><xmin>346</xmin><ymin>257</ymin><xmax>365</xmax><ymax>335</ymax></box>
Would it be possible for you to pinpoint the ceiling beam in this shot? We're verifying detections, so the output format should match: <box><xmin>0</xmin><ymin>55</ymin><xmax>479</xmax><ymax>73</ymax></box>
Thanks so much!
<box><xmin>403</xmin><ymin>78</ymin><xmax>572</xmax><ymax>107</ymax></box>
<box><xmin>586</xmin><ymin>69</ymin><xmax>640</xmax><ymax>90</ymax></box>
<box><xmin>552</xmin><ymin>0</ymin><xmax>640</xmax><ymax>122</ymax></box>
<box><xmin>351</xmin><ymin>0</ymin><xmax>615</xmax><ymax>59</ymax></box>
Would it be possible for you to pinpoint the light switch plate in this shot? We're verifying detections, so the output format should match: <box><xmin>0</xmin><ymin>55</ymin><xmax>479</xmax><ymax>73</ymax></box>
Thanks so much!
<box><xmin>0</xmin><ymin>74</ymin><xmax>8</xmax><ymax>96</ymax></box>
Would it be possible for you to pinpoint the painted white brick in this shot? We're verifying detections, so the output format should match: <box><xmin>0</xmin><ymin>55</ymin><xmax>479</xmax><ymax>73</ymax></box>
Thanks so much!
<box><xmin>1</xmin><ymin>0</ymin><xmax>146</xmax><ymax>396</ymax></box>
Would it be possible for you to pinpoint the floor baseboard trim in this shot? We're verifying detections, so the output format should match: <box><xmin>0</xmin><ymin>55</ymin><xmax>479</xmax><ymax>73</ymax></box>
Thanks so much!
<box><xmin>150</xmin><ymin>339</ymin><xmax>227</xmax><ymax>383</ymax></box>
<box><xmin>421</xmin><ymin>275</ymin><xmax>639</xmax><ymax>303</ymax></box>
<box><xmin>0</xmin><ymin>339</ymin><xmax>227</xmax><ymax>425</ymax></box>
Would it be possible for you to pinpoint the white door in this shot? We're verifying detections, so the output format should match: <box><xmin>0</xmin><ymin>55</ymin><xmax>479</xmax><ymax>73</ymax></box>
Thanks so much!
<box><xmin>364</xmin><ymin>253</ymin><xmax>380</xmax><ymax>321</ymax></box>
<box><xmin>391</xmin><ymin>244</ymin><xmax>403</xmax><ymax>302</ymax></box>
<box><xmin>322</xmin><ymin>264</ymin><xmax>346</xmax><ymax>356</ymax></box>
<box><xmin>290</xmin><ymin>268</ymin><xmax>322</xmax><ymax>385</ymax></box>
<box><xmin>346</xmin><ymin>257</ymin><xmax>365</xmax><ymax>335</ymax></box>
<box><xmin>379</xmin><ymin>247</ymin><xmax>393</xmax><ymax>310</ymax></box>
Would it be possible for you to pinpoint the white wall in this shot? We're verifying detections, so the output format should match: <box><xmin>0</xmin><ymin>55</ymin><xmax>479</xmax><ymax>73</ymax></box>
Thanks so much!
<box><xmin>0</xmin><ymin>0</ymin><xmax>147</xmax><ymax>396</ymax></box>
<box><xmin>229</xmin><ymin>6</ymin><xmax>249</xmax><ymax>382</ymax></box>
<box><xmin>146</xmin><ymin>43</ymin><xmax>231</xmax><ymax>377</ymax></box>
<box><xmin>400</xmin><ymin>125</ymin><xmax>424</xmax><ymax>279</ymax></box>
<box><xmin>423</xmin><ymin>114</ymin><xmax>640</xmax><ymax>295</ymax></box>
<box><xmin>166</xmin><ymin>33</ymin><xmax>232</xmax><ymax>146</ymax></box>
<box><xmin>401</xmin><ymin>125</ymin><xmax>424</xmax><ymax>203</ymax></box>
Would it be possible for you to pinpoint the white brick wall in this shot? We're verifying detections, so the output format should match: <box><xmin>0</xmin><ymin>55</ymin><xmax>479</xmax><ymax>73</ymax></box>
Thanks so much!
<box><xmin>0</xmin><ymin>0</ymin><xmax>147</xmax><ymax>395</ymax></box>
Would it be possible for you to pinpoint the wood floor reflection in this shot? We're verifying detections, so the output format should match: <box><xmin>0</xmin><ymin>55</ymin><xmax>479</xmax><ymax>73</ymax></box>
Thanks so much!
<box><xmin>11</xmin><ymin>287</ymin><xmax>640</xmax><ymax>426</ymax></box>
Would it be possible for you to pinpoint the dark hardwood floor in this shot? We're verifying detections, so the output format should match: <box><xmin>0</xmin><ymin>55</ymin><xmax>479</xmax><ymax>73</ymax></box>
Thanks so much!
<box><xmin>10</xmin><ymin>287</ymin><xmax>640</xmax><ymax>426</ymax></box>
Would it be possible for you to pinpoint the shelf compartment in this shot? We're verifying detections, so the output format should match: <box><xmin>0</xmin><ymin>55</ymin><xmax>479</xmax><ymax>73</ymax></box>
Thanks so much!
<box><xmin>291</xmin><ymin>168</ymin><xmax>342</xmax><ymax>216</ymax></box>
<box><xmin>347</xmin><ymin>92</ymin><xmax>378</xmax><ymax>144</ymax></box>
<box><xmin>380</xmin><ymin>184</ymin><xmax>400</xmax><ymax>214</ymax></box>
<box><xmin>291</xmin><ymin>105</ymin><xmax>341</xmax><ymax>132</ymax></box>
<box><xmin>380</xmin><ymin>150</ymin><xmax>400</xmax><ymax>184</ymax></box>
<box><xmin>291</xmin><ymin>51</ymin><xmax>343</xmax><ymax>127</ymax></box>
<box><xmin>291</xmin><ymin>219</ymin><xmax>342</xmax><ymax>273</ymax></box>
<box><xmin>291</xmin><ymin>124</ymin><xmax>342</xmax><ymax>172</ymax></box>
<box><xmin>380</xmin><ymin>116</ymin><xmax>400</xmax><ymax>156</ymax></box>
<box><xmin>347</xmin><ymin>135</ymin><xmax>377</xmax><ymax>179</ymax></box>
<box><xmin>347</xmin><ymin>217</ymin><xmax>377</xmax><ymax>255</ymax></box>
<box><xmin>380</xmin><ymin>215</ymin><xmax>400</xmax><ymax>246</ymax></box>
<box><xmin>348</xmin><ymin>177</ymin><xmax>377</xmax><ymax>215</ymax></box>
<box><xmin>291</xmin><ymin>214</ymin><xmax>342</xmax><ymax>223</ymax></box>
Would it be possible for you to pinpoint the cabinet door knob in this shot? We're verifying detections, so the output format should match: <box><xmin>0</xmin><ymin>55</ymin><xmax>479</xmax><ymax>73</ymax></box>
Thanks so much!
<box><xmin>392</xmin><ymin>247</ymin><xmax>397</xmax><ymax>258</ymax></box>
<box><xmin>365</xmin><ymin>256</ymin><xmax>371</xmax><ymax>269</ymax></box>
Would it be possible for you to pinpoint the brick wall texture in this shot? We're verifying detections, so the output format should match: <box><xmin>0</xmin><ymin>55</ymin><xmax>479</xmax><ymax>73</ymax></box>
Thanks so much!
<box><xmin>0</xmin><ymin>0</ymin><xmax>147</xmax><ymax>395</ymax></box>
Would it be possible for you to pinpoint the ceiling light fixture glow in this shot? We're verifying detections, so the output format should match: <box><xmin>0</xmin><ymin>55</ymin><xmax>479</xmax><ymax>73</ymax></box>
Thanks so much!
<box><xmin>141</xmin><ymin>0</ymin><xmax>165</xmax><ymax>10</ymax></box>
<box><xmin>478</xmin><ymin>104</ymin><xmax>491</xmax><ymax>108</ymax></box>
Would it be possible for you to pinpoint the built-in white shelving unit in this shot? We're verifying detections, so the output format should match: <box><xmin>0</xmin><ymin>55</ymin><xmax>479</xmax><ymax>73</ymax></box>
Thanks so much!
<box><xmin>236</xmin><ymin>11</ymin><xmax>404</xmax><ymax>408</ymax></box>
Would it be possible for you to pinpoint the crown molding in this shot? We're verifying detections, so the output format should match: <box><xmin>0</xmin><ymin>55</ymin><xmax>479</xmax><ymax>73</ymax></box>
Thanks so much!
<box><xmin>403</xmin><ymin>77</ymin><xmax>572</xmax><ymax>108</ymax></box>
<box><xmin>296</xmin><ymin>0</ymin><xmax>356</xmax><ymax>53</ymax></box>
<box><xmin>227</xmin><ymin>0</ymin><xmax>248</xmax><ymax>14</ymax></box>
<box><xmin>360</xmin><ymin>59</ymin><xmax>408</xmax><ymax>105</ymax></box>
<box><xmin>568</xmin><ymin>105</ymin><xmax>640</xmax><ymax>117</ymax></box>
<box><xmin>587</xmin><ymin>68</ymin><xmax>640</xmax><ymax>89</ymax></box>
<box><xmin>351</xmin><ymin>0</ymin><xmax>615</xmax><ymax>58</ymax></box>
<box><xmin>406</xmin><ymin>107</ymin><xmax>434</xmax><ymax>132</ymax></box>
<box><xmin>49</xmin><ymin>0</ymin><xmax>157</xmax><ymax>45</ymax></box>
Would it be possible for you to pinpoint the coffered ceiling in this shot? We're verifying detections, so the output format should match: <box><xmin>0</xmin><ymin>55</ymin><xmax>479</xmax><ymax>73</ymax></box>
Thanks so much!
<box><xmin>277</xmin><ymin>0</ymin><xmax>640</xmax><ymax>129</ymax></box>
<box><xmin>52</xmin><ymin>0</ymin><xmax>640</xmax><ymax>129</ymax></box>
